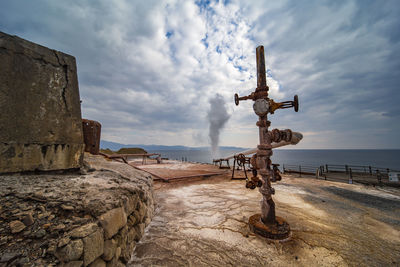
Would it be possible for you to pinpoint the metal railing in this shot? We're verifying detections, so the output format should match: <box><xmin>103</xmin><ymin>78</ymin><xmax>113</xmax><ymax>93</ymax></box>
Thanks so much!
<box><xmin>281</xmin><ymin>163</ymin><xmax>399</xmax><ymax>185</ymax></box>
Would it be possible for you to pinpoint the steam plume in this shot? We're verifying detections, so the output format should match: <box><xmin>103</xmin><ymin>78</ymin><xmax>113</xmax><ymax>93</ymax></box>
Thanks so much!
<box><xmin>207</xmin><ymin>94</ymin><xmax>230</xmax><ymax>159</ymax></box>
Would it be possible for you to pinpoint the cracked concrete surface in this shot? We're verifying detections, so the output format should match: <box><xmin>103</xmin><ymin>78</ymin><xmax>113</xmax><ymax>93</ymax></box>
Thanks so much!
<box><xmin>129</xmin><ymin>174</ymin><xmax>400</xmax><ymax>266</ymax></box>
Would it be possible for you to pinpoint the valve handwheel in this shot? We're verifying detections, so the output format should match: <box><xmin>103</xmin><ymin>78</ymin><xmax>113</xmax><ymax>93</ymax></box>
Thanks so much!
<box><xmin>234</xmin><ymin>93</ymin><xmax>239</xmax><ymax>106</ymax></box>
<box><xmin>237</xmin><ymin>154</ymin><xmax>246</xmax><ymax>165</ymax></box>
<box><xmin>293</xmin><ymin>95</ymin><xmax>299</xmax><ymax>112</ymax></box>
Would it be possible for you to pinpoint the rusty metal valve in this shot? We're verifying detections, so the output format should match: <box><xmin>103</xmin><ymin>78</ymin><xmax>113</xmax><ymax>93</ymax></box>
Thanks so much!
<box><xmin>235</xmin><ymin>92</ymin><xmax>299</xmax><ymax>115</ymax></box>
<box><xmin>269</xmin><ymin>95</ymin><xmax>299</xmax><ymax>114</ymax></box>
<box><xmin>235</xmin><ymin>93</ymin><xmax>252</xmax><ymax>106</ymax></box>
<box><xmin>234</xmin><ymin>90</ymin><xmax>269</xmax><ymax>106</ymax></box>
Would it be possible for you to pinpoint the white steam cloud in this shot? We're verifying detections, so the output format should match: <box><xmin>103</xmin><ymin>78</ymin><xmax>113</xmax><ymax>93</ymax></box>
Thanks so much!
<box><xmin>207</xmin><ymin>94</ymin><xmax>230</xmax><ymax>159</ymax></box>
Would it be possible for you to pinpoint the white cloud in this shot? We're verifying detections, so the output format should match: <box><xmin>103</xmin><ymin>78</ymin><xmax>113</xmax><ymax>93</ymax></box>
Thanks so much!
<box><xmin>1</xmin><ymin>0</ymin><xmax>399</xmax><ymax>148</ymax></box>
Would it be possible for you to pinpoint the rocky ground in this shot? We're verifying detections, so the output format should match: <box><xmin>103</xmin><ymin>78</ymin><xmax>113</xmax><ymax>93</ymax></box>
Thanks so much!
<box><xmin>2</xmin><ymin>158</ymin><xmax>399</xmax><ymax>267</ymax></box>
<box><xmin>0</xmin><ymin>154</ymin><xmax>154</xmax><ymax>266</ymax></box>
<box><xmin>130</xmin><ymin>172</ymin><xmax>400</xmax><ymax>267</ymax></box>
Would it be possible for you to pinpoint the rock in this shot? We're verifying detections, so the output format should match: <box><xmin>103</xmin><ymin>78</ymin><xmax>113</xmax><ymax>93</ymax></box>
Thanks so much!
<box><xmin>137</xmin><ymin>202</ymin><xmax>147</xmax><ymax>222</ymax></box>
<box><xmin>102</xmin><ymin>239</ymin><xmax>117</xmax><ymax>261</ymax></box>
<box><xmin>22</xmin><ymin>230</ymin><xmax>31</xmax><ymax>237</ymax></box>
<box><xmin>127</xmin><ymin>228</ymin><xmax>137</xmax><ymax>243</ymax></box>
<box><xmin>134</xmin><ymin>223</ymin><xmax>145</xmax><ymax>241</ymax></box>
<box><xmin>0</xmin><ymin>252</ymin><xmax>21</xmax><ymax>263</ymax></box>
<box><xmin>106</xmin><ymin>258</ymin><xmax>125</xmax><ymax>267</ymax></box>
<box><xmin>127</xmin><ymin>214</ymin><xmax>137</xmax><ymax>226</ymax></box>
<box><xmin>54</xmin><ymin>223</ymin><xmax>66</xmax><ymax>231</ymax></box>
<box><xmin>120</xmin><ymin>247</ymin><xmax>131</xmax><ymax>263</ymax></box>
<box><xmin>115</xmin><ymin>247</ymin><xmax>121</xmax><ymax>259</ymax></box>
<box><xmin>38</xmin><ymin>212</ymin><xmax>49</xmax><ymax>219</ymax></box>
<box><xmin>19</xmin><ymin>204</ymin><xmax>31</xmax><ymax>211</ymax></box>
<box><xmin>120</xmin><ymin>226</ymin><xmax>128</xmax><ymax>243</ymax></box>
<box><xmin>22</xmin><ymin>213</ymin><xmax>34</xmax><ymax>226</ymax></box>
<box><xmin>10</xmin><ymin>220</ymin><xmax>26</xmax><ymax>233</ymax></box>
<box><xmin>88</xmin><ymin>258</ymin><xmax>106</xmax><ymax>267</ymax></box>
<box><xmin>132</xmin><ymin>210</ymin><xmax>140</xmax><ymax>223</ymax></box>
<box><xmin>38</xmin><ymin>205</ymin><xmax>46</xmax><ymax>212</ymax></box>
<box><xmin>123</xmin><ymin>195</ymin><xmax>138</xmax><ymax>216</ymax></box>
<box><xmin>70</xmin><ymin>223</ymin><xmax>98</xmax><ymax>238</ymax></box>
<box><xmin>58</xmin><ymin>237</ymin><xmax>71</xmax><ymax>248</ymax></box>
<box><xmin>145</xmin><ymin>217</ymin><xmax>151</xmax><ymax>226</ymax></box>
<box><xmin>61</xmin><ymin>261</ymin><xmax>83</xmax><ymax>267</ymax></box>
<box><xmin>98</xmin><ymin>208</ymin><xmax>127</xmax><ymax>239</ymax></box>
<box><xmin>72</xmin><ymin>216</ymin><xmax>87</xmax><ymax>224</ymax></box>
<box><xmin>35</xmin><ymin>229</ymin><xmax>46</xmax><ymax>239</ymax></box>
<box><xmin>83</xmin><ymin>228</ymin><xmax>104</xmax><ymax>266</ymax></box>
<box><xmin>14</xmin><ymin>256</ymin><xmax>29</xmax><ymax>266</ymax></box>
<box><xmin>11</xmin><ymin>209</ymin><xmax>21</xmax><ymax>214</ymax></box>
<box><xmin>61</xmin><ymin>204</ymin><xmax>74</xmax><ymax>211</ymax></box>
<box><xmin>55</xmin><ymin>239</ymin><xmax>83</xmax><ymax>262</ymax></box>
<box><xmin>47</xmin><ymin>244</ymin><xmax>56</xmax><ymax>255</ymax></box>
<box><xmin>33</xmin><ymin>192</ymin><xmax>45</xmax><ymax>200</ymax></box>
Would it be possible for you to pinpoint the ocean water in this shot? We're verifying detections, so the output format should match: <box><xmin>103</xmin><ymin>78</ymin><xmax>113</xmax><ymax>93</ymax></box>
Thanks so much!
<box><xmin>148</xmin><ymin>149</ymin><xmax>400</xmax><ymax>171</ymax></box>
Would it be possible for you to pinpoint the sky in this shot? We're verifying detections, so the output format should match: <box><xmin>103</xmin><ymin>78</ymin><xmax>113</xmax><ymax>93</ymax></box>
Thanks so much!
<box><xmin>1</xmin><ymin>0</ymin><xmax>399</xmax><ymax>149</ymax></box>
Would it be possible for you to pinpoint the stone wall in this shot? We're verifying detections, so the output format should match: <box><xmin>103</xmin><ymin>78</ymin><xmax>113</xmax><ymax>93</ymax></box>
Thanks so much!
<box><xmin>0</xmin><ymin>31</ymin><xmax>84</xmax><ymax>173</ymax></box>
<box><xmin>55</xmin><ymin>195</ymin><xmax>151</xmax><ymax>267</ymax></box>
<box><xmin>0</xmin><ymin>154</ymin><xmax>154</xmax><ymax>266</ymax></box>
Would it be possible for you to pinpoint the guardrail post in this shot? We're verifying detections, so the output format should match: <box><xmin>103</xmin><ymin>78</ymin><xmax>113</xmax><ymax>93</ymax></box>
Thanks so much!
<box><xmin>282</xmin><ymin>164</ymin><xmax>285</xmax><ymax>173</ymax></box>
<box><xmin>377</xmin><ymin>170</ymin><xmax>382</xmax><ymax>185</ymax></box>
<box><xmin>299</xmin><ymin>165</ymin><xmax>302</xmax><ymax>177</ymax></box>
<box><xmin>349</xmin><ymin>168</ymin><xmax>353</xmax><ymax>184</ymax></box>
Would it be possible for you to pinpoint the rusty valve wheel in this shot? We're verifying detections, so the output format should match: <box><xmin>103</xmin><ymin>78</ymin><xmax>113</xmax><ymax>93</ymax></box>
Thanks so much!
<box><xmin>269</xmin><ymin>95</ymin><xmax>299</xmax><ymax>114</ymax></box>
<box><xmin>246</xmin><ymin>180</ymin><xmax>257</xmax><ymax>190</ymax></box>
<box><xmin>293</xmin><ymin>95</ymin><xmax>299</xmax><ymax>112</ymax></box>
<box><xmin>237</xmin><ymin>154</ymin><xmax>246</xmax><ymax>166</ymax></box>
<box><xmin>251</xmin><ymin>176</ymin><xmax>263</xmax><ymax>187</ymax></box>
<box><xmin>234</xmin><ymin>93</ymin><xmax>239</xmax><ymax>106</ymax></box>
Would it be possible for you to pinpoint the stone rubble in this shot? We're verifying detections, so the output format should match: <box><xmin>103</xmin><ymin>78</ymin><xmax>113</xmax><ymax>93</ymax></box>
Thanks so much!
<box><xmin>0</xmin><ymin>153</ymin><xmax>154</xmax><ymax>266</ymax></box>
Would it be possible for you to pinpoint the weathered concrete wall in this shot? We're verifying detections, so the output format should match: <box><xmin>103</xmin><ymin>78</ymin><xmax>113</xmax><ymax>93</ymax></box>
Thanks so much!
<box><xmin>0</xmin><ymin>31</ymin><xmax>84</xmax><ymax>172</ymax></box>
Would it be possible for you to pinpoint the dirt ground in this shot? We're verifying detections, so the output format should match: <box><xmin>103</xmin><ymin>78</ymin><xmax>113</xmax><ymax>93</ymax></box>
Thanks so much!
<box><xmin>129</xmin><ymin>171</ymin><xmax>400</xmax><ymax>267</ymax></box>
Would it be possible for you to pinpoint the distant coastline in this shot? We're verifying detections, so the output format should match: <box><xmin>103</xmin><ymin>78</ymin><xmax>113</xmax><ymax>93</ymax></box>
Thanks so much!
<box><xmin>100</xmin><ymin>140</ymin><xmax>248</xmax><ymax>152</ymax></box>
<box><xmin>100</xmin><ymin>140</ymin><xmax>400</xmax><ymax>170</ymax></box>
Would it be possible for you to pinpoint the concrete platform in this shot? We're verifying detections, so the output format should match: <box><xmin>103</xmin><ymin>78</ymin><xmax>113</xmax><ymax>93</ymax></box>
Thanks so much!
<box><xmin>129</xmin><ymin>174</ymin><xmax>400</xmax><ymax>266</ymax></box>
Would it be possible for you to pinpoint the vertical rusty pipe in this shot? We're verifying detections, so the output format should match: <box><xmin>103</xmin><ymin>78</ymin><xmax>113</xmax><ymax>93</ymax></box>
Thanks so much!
<box><xmin>256</xmin><ymin>46</ymin><xmax>268</xmax><ymax>92</ymax></box>
<box><xmin>255</xmin><ymin>46</ymin><xmax>275</xmax><ymax>225</ymax></box>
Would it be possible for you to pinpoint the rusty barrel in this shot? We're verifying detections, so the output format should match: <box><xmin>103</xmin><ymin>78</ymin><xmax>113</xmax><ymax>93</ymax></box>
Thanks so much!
<box><xmin>82</xmin><ymin>119</ymin><xmax>101</xmax><ymax>154</ymax></box>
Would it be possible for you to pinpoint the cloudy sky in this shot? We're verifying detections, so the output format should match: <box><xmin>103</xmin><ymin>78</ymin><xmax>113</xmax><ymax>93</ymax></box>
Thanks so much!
<box><xmin>1</xmin><ymin>0</ymin><xmax>399</xmax><ymax>149</ymax></box>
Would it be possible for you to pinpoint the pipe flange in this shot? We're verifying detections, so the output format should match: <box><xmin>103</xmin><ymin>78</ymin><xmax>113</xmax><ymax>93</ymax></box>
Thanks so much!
<box><xmin>270</xmin><ymin>129</ymin><xmax>281</xmax><ymax>142</ymax></box>
<box><xmin>249</xmin><ymin>214</ymin><xmax>290</xmax><ymax>240</ymax></box>
<box><xmin>257</xmin><ymin>144</ymin><xmax>272</xmax><ymax>150</ymax></box>
<box><xmin>283</xmin><ymin>129</ymin><xmax>292</xmax><ymax>142</ymax></box>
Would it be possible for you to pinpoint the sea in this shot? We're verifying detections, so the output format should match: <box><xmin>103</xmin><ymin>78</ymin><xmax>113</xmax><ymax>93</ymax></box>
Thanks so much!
<box><xmin>147</xmin><ymin>149</ymin><xmax>400</xmax><ymax>171</ymax></box>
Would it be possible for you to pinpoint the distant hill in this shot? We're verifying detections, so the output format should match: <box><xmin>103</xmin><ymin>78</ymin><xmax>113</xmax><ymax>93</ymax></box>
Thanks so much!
<box><xmin>100</xmin><ymin>147</ymin><xmax>147</xmax><ymax>155</ymax></box>
<box><xmin>100</xmin><ymin>140</ymin><xmax>247</xmax><ymax>151</ymax></box>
